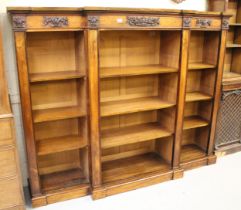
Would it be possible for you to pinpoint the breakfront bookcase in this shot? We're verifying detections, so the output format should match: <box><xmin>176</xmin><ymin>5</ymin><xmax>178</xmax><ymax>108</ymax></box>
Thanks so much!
<box><xmin>0</xmin><ymin>27</ymin><xmax>25</xmax><ymax>210</ymax></box>
<box><xmin>209</xmin><ymin>0</ymin><xmax>241</xmax><ymax>154</ymax></box>
<box><xmin>8</xmin><ymin>7</ymin><xmax>229</xmax><ymax>206</ymax></box>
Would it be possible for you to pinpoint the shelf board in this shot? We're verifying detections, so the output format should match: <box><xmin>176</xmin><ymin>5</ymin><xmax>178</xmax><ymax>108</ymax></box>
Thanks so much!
<box><xmin>186</xmin><ymin>92</ymin><xmax>212</xmax><ymax>102</ymax></box>
<box><xmin>180</xmin><ymin>144</ymin><xmax>206</xmax><ymax>164</ymax></box>
<box><xmin>183</xmin><ymin>116</ymin><xmax>209</xmax><ymax>130</ymax></box>
<box><xmin>223</xmin><ymin>72</ymin><xmax>241</xmax><ymax>85</ymax></box>
<box><xmin>101</xmin><ymin>97</ymin><xmax>175</xmax><ymax>117</ymax></box>
<box><xmin>33</xmin><ymin>106</ymin><xmax>85</xmax><ymax>123</ymax></box>
<box><xmin>229</xmin><ymin>23</ymin><xmax>241</xmax><ymax>26</ymax></box>
<box><xmin>101</xmin><ymin>123</ymin><xmax>172</xmax><ymax>149</ymax></box>
<box><xmin>102</xmin><ymin>153</ymin><xmax>171</xmax><ymax>184</ymax></box>
<box><xmin>226</xmin><ymin>43</ymin><xmax>241</xmax><ymax>48</ymax></box>
<box><xmin>30</xmin><ymin>71</ymin><xmax>85</xmax><ymax>82</ymax></box>
<box><xmin>41</xmin><ymin>168</ymin><xmax>88</xmax><ymax>192</ymax></box>
<box><xmin>37</xmin><ymin>135</ymin><xmax>87</xmax><ymax>156</ymax></box>
<box><xmin>100</xmin><ymin>65</ymin><xmax>178</xmax><ymax>78</ymax></box>
<box><xmin>188</xmin><ymin>63</ymin><xmax>216</xmax><ymax>70</ymax></box>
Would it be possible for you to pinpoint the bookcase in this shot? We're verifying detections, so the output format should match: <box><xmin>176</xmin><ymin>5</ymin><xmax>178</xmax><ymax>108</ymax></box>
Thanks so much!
<box><xmin>8</xmin><ymin>7</ymin><xmax>229</xmax><ymax>206</ymax></box>
<box><xmin>208</xmin><ymin>0</ymin><xmax>241</xmax><ymax>154</ymax></box>
<box><xmin>0</xmin><ymin>27</ymin><xmax>25</xmax><ymax>210</ymax></box>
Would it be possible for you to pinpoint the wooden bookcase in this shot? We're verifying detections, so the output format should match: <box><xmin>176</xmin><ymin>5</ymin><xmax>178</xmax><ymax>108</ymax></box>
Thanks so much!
<box><xmin>8</xmin><ymin>7</ymin><xmax>229</xmax><ymax>206</ymax></box>
<box><xmin>209</xmin><ymin>0</ymin><xmax>241</xmax><ymax>89</ymax></box>
<box><xmin>0</xmin><ymin>26</ymin><xmax>25</xmax><ymax>210</ymax></box>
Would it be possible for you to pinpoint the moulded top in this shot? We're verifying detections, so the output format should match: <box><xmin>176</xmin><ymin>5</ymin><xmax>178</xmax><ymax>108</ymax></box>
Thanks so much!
<box><xmin>6</xmin><ymin>6</ymin><xmax>224</xmax><ymax>15</ymax></box>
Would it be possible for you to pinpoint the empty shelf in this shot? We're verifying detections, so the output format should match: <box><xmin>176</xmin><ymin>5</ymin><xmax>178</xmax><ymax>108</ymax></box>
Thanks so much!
<box><xmin>101</xmin><ymin>97</ymin><xmax>175</xmax><ymax>117</ymax></box>
<box><xmin>100</xmin><ymin>65</ymin><xmax>178</xmax><ymax>78</ymax></box>
<box><xmin>180</xmin><ymin>144</ymin><xmax>206</xmax><ymax>163</ymax></box>
<box><xmin>186</xmin><ymin>92</ymin><xmax>212</xmax><ymax>102</ymax></box>
<box><xmin>33</xmin><ymin>106</ymin><xmax>85</xmax><ymax>123</ymax></box>
<box><xmin>41</xmin><ymin>168</ymin><xmax>88</xmax><ymax>192</ymax></box>
<box><xmin>223</xmin><ymin>72</ymin><xmax>241</xmax><ymax>85</ymax></box>
<box><xmin>183</xmin><ymin>116</ymin><xmax>209</xmax><ymax>130</ymax></box>
<box><xmin>229</xmin><ymin>23</ymin><xmax>241</xmax><ymax>26</ymax></box>
<box><xmin>101</xmin><ymin>123</ymin><xmax>172</xmax><ymax>149</ymax></box>
<box><xmin>188</xmin><ymin>63</ymin><xmax>216</xmax><ymax>70</ymax></box>
<box><xmin>102</xmin><ymin>153</ymin><xmax>171</xmax><ymax>184</ymax></box>
<box><xmin>30</xmin><ymin>71</ymin><xmax>85</xmax><ymax>82</ymax></box>
<box><xmin>226</xmin><ymin>44</ymin><xmax>241</xmax><ymax>48</ymax></box>
<box><xmin>37</xmin><ymin>135</ymin><xmax>87</xmax><ymax>156</ymax></box>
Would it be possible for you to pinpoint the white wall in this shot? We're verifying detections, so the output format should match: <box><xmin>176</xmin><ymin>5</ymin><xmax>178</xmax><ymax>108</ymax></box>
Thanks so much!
<box><xmin>0</xmin><ymin>0</ymin><xmax>207</xmax><ymax>187</ymax></box>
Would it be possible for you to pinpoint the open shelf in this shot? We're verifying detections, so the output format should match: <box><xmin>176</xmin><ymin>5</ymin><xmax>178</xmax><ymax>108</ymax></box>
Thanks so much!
<box><xmin>223</xmin><ymin>71</ymin><xmax>241</xmax><ymax>85</ymax></box>
<box><xmin>180</xmin><ymin>144</ymin><xmax>206</xmax><ymax>164</ymax></box>
<box><xmin>188</xmin><ymin>63</ymin><xmax>216</xmax><ymax>70</ymax></box>
<box><xmin>229</xmin><ymin>23</ymin><xmax>241</xmax><ymax>26</ymax></box>
<box><xmin>30</xmin><ymin>71</ymin><xmax>85</xmax><ymax>83</ymax></box>
<box><xmin>100</xmin><ymin>65</ymin><xmax>178</xmax><ymax>78</ymax></box>
<box><xmin>41</xmin><ymin>168</ymin><xmax>88</xmax><ymax>192</ymax></box>
<box><xmin>101</xmin><ymin>97</ymin><xmax>175</xmax><ymax>117</ymax></box>
<box><xmin>33</xmin><ymin>106</ymin><xmax>85</xmax><ymax>123</ymax></box>
<box><xmin>226</xmin><ymin>43</ymin><xmax>241</xmax><ymax>48</ymax></box>
<box><xmin>183</xmin><ymin>116</ymin><xmax>209</xmax><ymax>130</ymax></box>
<box><xmin>37</xmin><ymin>135</ymin><xmax>87</xmax><ymax>156</ymax></box>
<box><xmin>101</xmin><ymin>123</ymin><xmax>172</xmax><ymax>149</ymax></box>
<box><xmin>102</xmin><ymin>153</ymin><xmax>171</xmax><ymax>184</ymax></box>
<box><xmin>186</xmin><ymin>92</ymin><xmax>212</xmax><ymax>102</ymax></box>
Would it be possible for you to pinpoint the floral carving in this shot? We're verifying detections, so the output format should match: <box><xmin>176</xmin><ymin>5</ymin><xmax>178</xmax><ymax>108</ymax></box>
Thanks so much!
<box><xmin>183</xmin><ymin>17</ymin><xmax>192</xmax><ymax>28</ymax></box>
<box><xmin>172</xmin><ymin>0</ymin><xmax>186</xmax><ymax>3</ymax></box>
<box><xmin>127</xmin><ymin>16</ymin><xmax>160</xmax><ymax>27</ymax></box>
<box><xmin>43</xmin><ymin>16</ymin><xmax>68</xmax><ymax>27</ymax></box>
<box><xmin>88</xmin><ymin>16</ymin><xmax>99</xmax><ymax>28</ymax></box>
<box><xmin>13</xmin><ymin>16</ymin><xmax>26</xmax><ymax>29</ymax></box>
<box><xmin>222</xmin><ymin>18</ymin><xmax>229</xmax><ymax>30</ymax></box>
<box><xmin>196</xmin><ymin>19</ymin><xmax>212</xmax><ymax>28</ymax></box>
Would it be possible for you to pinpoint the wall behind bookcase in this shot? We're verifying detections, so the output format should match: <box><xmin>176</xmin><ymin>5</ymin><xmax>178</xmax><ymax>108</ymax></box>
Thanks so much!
<box><xmin>0</xmin><ymin>0</ymin><xmax>207</xmax><ymax>187</ymax></box>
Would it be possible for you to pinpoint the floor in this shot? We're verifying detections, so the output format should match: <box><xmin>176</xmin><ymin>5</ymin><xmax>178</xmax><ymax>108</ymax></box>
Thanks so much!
<box><xmin>26</xmin><ymin>152</ymin><xmax>241</xmax><ymax>210</ymax></box>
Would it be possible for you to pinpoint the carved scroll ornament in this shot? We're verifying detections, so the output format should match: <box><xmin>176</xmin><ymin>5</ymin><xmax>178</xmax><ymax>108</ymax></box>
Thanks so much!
<box><xmin>13</xmin><ymin>16</ymin><xmax>26</xmax><ymax>29</ymax></box>
<box><xmin>172</xmin><ymin>0</ymin><xmax>186</xmax><ymax>3</ymax></box>
<box><xmin>196</xmin><ymin>19</ymin><xmax>212</xmax><ymax>28</ymax></box>
<box><xmin>88</xmin><ymin>16</ymin><xmax>99</xmax><ymax>28</ymax></box>
<box><xmin>183</xmin><ymin>17</ymin><xmax>192</xmax><ymax>28</ymax></box>
<box><xmin>43</xmin><ymin>16</ymin><xmax>68</xmax><ymax>27</ymax></box>
<box><xmin>222</xmin><ymin>18</ymin><xmax>229</xmax><ymax>30</ymax></box>
<box><xmin>127</xmin><ymin>16</ymin><xmax>160</xmax><ymax>27</ymax></box>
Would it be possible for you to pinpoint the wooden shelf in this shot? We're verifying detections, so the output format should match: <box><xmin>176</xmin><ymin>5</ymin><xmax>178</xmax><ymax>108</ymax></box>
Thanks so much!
<box><xmin>229</xmin><ymin>23</ymin><xmax>241</xmax><ymax>26</ymax></box>
<box><xmin>226</xmin><ymin>44</ymin><xmax>241</xmax><ymax>48</ymax></box>
<box><xmin>33</xmin><ymin>106</ymin><xmax>85</xmax><ymax>123</ymax></box>
<box><xmin>37</xmin><ymin>135</ymin><xmax>87</xmax><ymax>156</ymax></box>
<box><xmin>188</xmin><ymin>63</ymin><xmax>216</xmax><ymax>70</ymax></box>
<box><xmin>41</xmin><ymin>168</ymin><xmax>88</xmax><ymax>192</ymax></box>
<box><xmin>100</xmin><ymin>65</ymin><xmax>178</xmax><ymax>78</ymax></box>
<box><xmin>183</xmin><ymin>116</ymin><xmax>209</xmax><ymax>130</ymax></box>
<box><xmin>29</xmin><ymin>71</ymin><xmax>85</xmax><ymax>83</ymax></box>
<box><xmin>223</xmin><ymin>72</ymin><xmax>241</xmax><ymax>85</ymax></box>
<box><xmin>101</xmin><ymin>97</ymin><xmax>175</xmax><ymax>117</ymax></box>
<box><xmin>101</xmin><ymin>123</ymin><xmax>172</xmax><ymax>149</ymax></box>
<box><xmin>180</xmin><ymin>144</ymin><xmax>206</xmax><ymax>164</ymax></box>
<box><xmin>186</xmin><ymin>92</ymin><xmax>212</xmax><ymax>102</ymax></box>
<box><xmin>102</xmin><ymin>153</ymin><xmax>171</xmax><ymax>184</ymax></box>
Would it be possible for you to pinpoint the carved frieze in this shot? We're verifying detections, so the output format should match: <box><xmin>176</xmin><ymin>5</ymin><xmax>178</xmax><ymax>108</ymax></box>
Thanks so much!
<box><xmin>88</xmin><ymin>16</ymin><xmax>99</xmax><ymax>28</ymax></box>
<box><xmin>43</xmin><ymin>16</ymin><xmax>68</xmax><ymax>27</ymax></box>
<box><xmin>13</xmin><ymin>16</ymin><xmax>26</xmax><ymax>30</ymax></box>
<box><xmin>127</xmin><ymin>16</ymin><xmax>160</xmax><ymax>27</ymax></box>
<box><xmin>196</xmin><ymin>19</ymin><xmax>212</xmax><ymax>28</ymax></box>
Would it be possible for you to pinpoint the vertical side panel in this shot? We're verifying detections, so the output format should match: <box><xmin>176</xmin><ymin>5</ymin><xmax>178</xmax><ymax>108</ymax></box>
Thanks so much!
<box><xmin>87</xmin><ymin>30</ymin><xmax>102</xmax><ymax>186</ymax></box>
<box><xmin>14</xmin><ymin>32</ymin><xmax>41</xmax><ymax>195</ymax></box>
<box><xmin>208</xmin><ymin>30</ymin><xmax>228</xmax><ymax>154</ymax></box>
<box><xmin>173</xmin><ymin>29</ymin><xmax>190</xmax><ymax>168</ymax></box>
